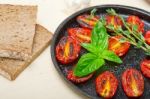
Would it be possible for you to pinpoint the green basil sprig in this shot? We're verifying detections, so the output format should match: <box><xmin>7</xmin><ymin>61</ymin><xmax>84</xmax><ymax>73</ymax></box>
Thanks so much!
<box><xmin>74</xmin><ymin>20</ymin><xmax>122</xmax><ymax>77</ymax></box>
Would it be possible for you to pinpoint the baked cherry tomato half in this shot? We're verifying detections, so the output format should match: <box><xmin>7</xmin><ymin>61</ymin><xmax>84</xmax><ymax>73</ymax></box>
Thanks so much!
<box><xmin>95</xmin><ymin>71</ymin><xmax>118</xmax><ymax>98</ymax></box>
<box><xmin>127</xmin><ymin>15</ymin><xmax>144</xmax><ymax>33</ymax></box>
<box><xmin>108</xmin><ymin>35</ymin><xmax>130</xmax><ymax>56</ymax></box>
<box><xmin>106</xmin><ymin>15</ymin><xmax>123</xmax><ymax>31</ymax></box>
<box><xmin>122</xmin><ymin>68</ymin><xmax>144</xmax><ymax>97</ymax></box>
<box><xmin>67</xmin><ymin>70</ymin><xmax>93</xmax><ymax>83</ymax></box>
<box><xmin>68</xmin><ymin>28</ymin><xmax>91</xmax><ymax>43</ymax></box>
<box><xmin>144</xmin><ymin>30</ymin><xmax>150</xmax><ymax>45</ymax></box>
<box><xmin>77</xmin><ymin>14</ymin><xmax>99</xmax><ymax>29</ymax></box>
<box><xmin>140</xmin><ymin>59</ymin><xmax>150</xmax><ymax>78</ymax></box>
<box><xmin>56</xmin><ymin>36</ymin><xmax>81</xmax><ymax>64</ymax></box>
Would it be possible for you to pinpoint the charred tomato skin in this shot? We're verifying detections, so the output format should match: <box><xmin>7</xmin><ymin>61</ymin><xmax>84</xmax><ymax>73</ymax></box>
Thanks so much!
<box><xmin>140</xmin><ymin>59</ymin><xmax>150</xmax><ymax>78</ymax></box>
<box><xmin>106</xmin><ymin>15</ymin><xmax>123</xmax><ymax>31</ymax></box>
<box><xmin>77</xmin><ymin>14</ymin><xmax>99</xmax><ymax>29</ymax></box>
<box><xmin>67</xmin><ymin>70</ymin><xmax>93</xmax><ymax>83</ymax></box>
<box><xmin>144</xmin><ymin>30</ymin><xmax>150</xmax><ymax>45</ymax></box>
<box><xmin>122</xmin><ymin>68</ymin><xmax>144</xmax><ymax>97</ymax></box>
<box><xmin>127</xmin><ymin>15</ymin><xmax>144</xmax><ymax>33</ymax></box>
<box><xmin>108</xmin><ymin>35</ymin><xmax>130</xmax><ymax>56</ymax></box>
<box><xmin>55</xmin><ymin>36</ymin><xmax>81</xmax><ymax>64</ymax></box>
<box><xmin>95</xmin><ymin>71</ymin><xmax>118</xmax><ymax>98</ymax></box>
<box><xmin>68</xmin><ymin>28</ymin><xmax>91</xmax><ymax>43</ymax></box>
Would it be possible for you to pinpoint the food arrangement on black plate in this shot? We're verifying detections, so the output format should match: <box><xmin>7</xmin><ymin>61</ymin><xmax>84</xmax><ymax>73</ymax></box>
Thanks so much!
<box><xmin>51</xmin><ymin>5</ymin><xmax>150</xmax><ymax>99</ymax></box>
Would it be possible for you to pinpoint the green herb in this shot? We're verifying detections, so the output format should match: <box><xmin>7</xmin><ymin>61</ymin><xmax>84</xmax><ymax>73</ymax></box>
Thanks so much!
<box><xmin>74</xmin><ymin>20</ymin><xmax>122</xmax><ymax>77</ymax></box>
<box><xmin>101</xmin><ymin>50</ymin><xmax>122</xmax><ymax>63</ymax></box>
<box><xmin>91</xmin><ymin>8</ymin><xmax>97</xmax><ymax>17</ymax></box>
<box><xmin>88</xmin><ymin>8</ymin><xmax>98</xmax><ymax>20</ymax></box>
<box><xmin>106</xmin><ymin>9</ymin><xmax>150</xmax><ymax>54</ymax></box>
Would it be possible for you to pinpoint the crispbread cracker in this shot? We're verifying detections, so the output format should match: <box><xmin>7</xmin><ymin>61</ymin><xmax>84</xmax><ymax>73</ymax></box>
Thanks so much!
<box><xmin>0</xmin><ymin>24</ymin><xmax>52</xmax><ymax>80</ymax></box>
<box><xmin>0</xmin><ymin>4</ymin><xmax>37</xmax><ymax>60</ymax></box>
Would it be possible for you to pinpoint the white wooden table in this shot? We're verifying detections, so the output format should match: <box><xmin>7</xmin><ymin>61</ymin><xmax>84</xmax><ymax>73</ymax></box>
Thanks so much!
<box><xmin>0</xmin><ymin>0</ymin><xmax>149</xmax><ymax>99</ymax></box>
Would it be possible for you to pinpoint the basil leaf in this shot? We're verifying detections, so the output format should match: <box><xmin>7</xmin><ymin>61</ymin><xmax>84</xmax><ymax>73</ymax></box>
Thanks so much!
<box><xmin>91</xmin><ymin>21</ymin><xmax>108</xmax><ymax>50</ymax></box>
<box><xmin>81</xmin><ymin>43</ymin><xmax>102</xmax><ymax>54</ymax></box>
<box><xmin>101</xmin><ymin>50</ymin><xmax>122</xmax><ymax>63</ymax></box>
<box><xmin>73</xmin><ymin>17</ymin><xmax>122</xmax><ymax>78</ymax></box>
<box><xmin>74</xmin><ymin>53</ymin><xmax>105</xmax><ymax>77</ymax></box>
<box><xmin>99</xmin><ymin>35</ymin><xmax>108</xmax><ymax>50</ymax></box>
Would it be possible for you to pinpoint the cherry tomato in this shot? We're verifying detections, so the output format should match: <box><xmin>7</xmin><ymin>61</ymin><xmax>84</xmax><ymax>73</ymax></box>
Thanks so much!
<box><xmin>122</xmin><ymin>68</ymin><xmax>144</xmax><ymax>97</ymax></box>
<box><xmin>108</xmin><ymin>35</ymin><xmax>130</xmax><ymax>56</ymax></box>
<box><xmin>56</xmin><ymin>36</ymin><xmax>81</xmax><ymax>64</ymax></box>
<box><xmin>67</xmin><ymin>70</ymin><xmax>93</xmax><ymax>83</ymax></box>
<box><xmin>106</xmin><ymin>15</ymin><xmax>123</xmax><ymax>31</ymax></box>
<box><xmin>144</xmin><ymin>30</ymin><xmax>150</xmax><ymax>45</ymax></box>
<box><xmin>68</xmin><ymin>28</ymin><xmax>91</xmax><ymax>43</ymax></box>
<box><xmin>127</xmin><ymin>15</ymin><xmax>144</xmax><ymax>33</ymax></box>
<box><xmin>95</xmin><ymin>71</ymin><xmax>118</xmax><ymax>98</ymax></box>
<box><xmin>140</xmin><ymin>59</ymin><xmax>150</xmax><ymax>78</ymax></box>
<box><xmin>77</xmin><ymin>14</ymin><xmax>99</xmax><ymax>29</ymax></box>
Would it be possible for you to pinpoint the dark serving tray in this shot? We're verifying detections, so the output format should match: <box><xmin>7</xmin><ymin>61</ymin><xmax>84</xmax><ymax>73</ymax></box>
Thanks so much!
<box><xmin>51</xmin><ymin>5</ymin><xmax>150</xmax><ymax>99</ymax></box>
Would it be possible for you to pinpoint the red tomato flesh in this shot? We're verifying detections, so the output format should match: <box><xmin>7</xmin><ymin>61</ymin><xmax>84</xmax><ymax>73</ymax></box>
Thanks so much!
<box><xmin>68</xmin><ymin>28</ymin><xmax>91</xmax><ymax>43</ymax></box>
<box><xmin>67</xmin><ymin>70</ymin><xmax>93</xmax><ymax>83</ymax></box>
<box><xmin>106</xmin><ymin>15</ymin><xmax>123</xmax><ymax>31</ymax></box>
<box><xmin>77</xmin><ymin>14</ymin><xmax>99</xmax><ymax>29</ymax></box>
<box><xmin>122</xmin><ymin>68</ymin><xmax>144</xmax><ymax>97</ymax></box>
<box><xmin>95</xmin><ymin>71</ymin><xmax>118</xmax><ymax>98</ymax></box>
<box><xmin>56</xmin><ymin>36</ymin><xmax>81</xmax><ymax>64</ymax></box>
<box><xmin>127</xmin><ymin>15</ymin><xmax>144</xmax><ymax>33</ymax></box>
<box><xmin>108</xmin><ymin>35</ymin><xmax>130</xmax><ymax>56</ymax></box>
<box><xmin>140</xmin><ymin>59</ymin><xmax>150</xmax><ymax>78</ymax></box>
<box><xmin>144</xmin><ymin>30</ymin><xmax>150</xmax><ymax>45</ymax></box>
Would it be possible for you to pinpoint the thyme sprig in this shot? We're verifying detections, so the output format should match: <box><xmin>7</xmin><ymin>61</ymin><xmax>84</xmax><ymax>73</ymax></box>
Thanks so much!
<box><xmin>106</xmin><ymin>9</ymin><xmax>150</xmax><ymax>55</ymax></box>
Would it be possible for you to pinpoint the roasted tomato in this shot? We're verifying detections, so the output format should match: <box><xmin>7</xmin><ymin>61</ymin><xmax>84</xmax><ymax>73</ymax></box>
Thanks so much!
<box><xmin>56</xmin><ymin>36</ymin><xmax>81</xmax><ymax>64</ymax></box>
<box><xmin>127</xmin><ymin>15</ymin><xmax>144</xmax><ymax>33</ymax></box>
<box><xmin>95</xmin><ymin>71</ymin><xmax>118</xmax><ymax>98</ymax></box>
<box><xmin>108</xmin><ymin>35</ymin><xmax>130</xmax><ymax>56</ymax></box>
<box><xmin>77</xmin><ymin>14</ymin><xmax>99</xmax><ymax>29</ymax></box>
<box><xmin>122</xmin><ymin>68</ymin><xmax>144</xmax><ymax>97</ymax></box>
<box><xmin>140</xmin><ymin>59</ymin><xmax>150</xmax><ymax>78</ymax></box>
<box><xmin>68</xmin><ymin>28</ymin><xmax>91</xmax><ymax>43</ymax></box>
<box><xmin>67</xmin><ymin>70</ymin><xmax>93</xmax><ymax>83</ymax></box>
<box><xmin>144</xmin><ymin>30</ymin><xmax>150</xmax><ymax>45</ymax></box>
<box><xmin>106</xmin><ymin>15</ymin><xmax>123</xmax><ymax>31</ymax></box>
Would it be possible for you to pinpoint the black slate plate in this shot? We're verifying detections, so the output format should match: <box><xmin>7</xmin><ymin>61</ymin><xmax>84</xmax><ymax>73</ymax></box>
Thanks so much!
<box><xmin>51</xmin><ymin>5</ymin><xmax>150</xmax><ymax>99</ymax></box>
